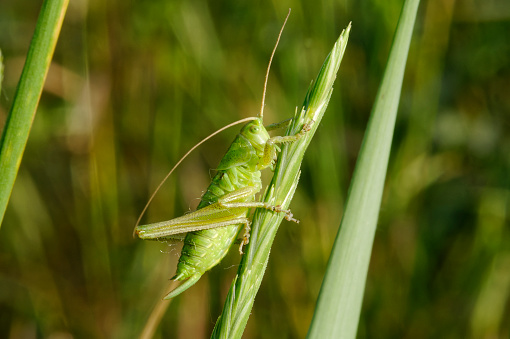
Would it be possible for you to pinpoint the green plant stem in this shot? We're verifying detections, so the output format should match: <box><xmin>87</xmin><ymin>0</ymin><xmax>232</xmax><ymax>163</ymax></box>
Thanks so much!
<box><xmin>0</xmin><ymin>0</ymin><xmax>69</xmax><ymax>227</ymax></box>
<box><xmin>306</xmin><ymin>0</ymin><xmax>420</xmax><ymax>338</ymax></box>
<box><xmin>211</xmin><ymin>24</ymin><xmax>351</xmax><ymax>339</ymax></box>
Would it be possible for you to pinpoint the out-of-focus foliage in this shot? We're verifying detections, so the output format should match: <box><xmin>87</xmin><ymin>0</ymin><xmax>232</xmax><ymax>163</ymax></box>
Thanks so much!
<box><xmin>0</xmin><ymin>0</ymin><xmax>508</xmax><ymax>338</ymax></box>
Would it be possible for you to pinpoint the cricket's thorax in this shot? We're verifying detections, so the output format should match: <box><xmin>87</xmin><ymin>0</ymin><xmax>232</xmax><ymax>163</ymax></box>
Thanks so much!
<box><xmin>198</xmin><ymin>124</ymin><xmax>267</xmax><ymax>208</ymax></box>
<box><xmin>199</xmin><ymin>166</ymin><xmax>262</xmax><ymax>208</ymax></box>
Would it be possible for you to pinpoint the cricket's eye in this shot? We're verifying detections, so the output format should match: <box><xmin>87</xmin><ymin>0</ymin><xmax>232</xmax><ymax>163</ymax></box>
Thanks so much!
<box><xmin>250</xmin><ymin>125</ymin><xmax>260</xmax><ymax>133</ymax></box>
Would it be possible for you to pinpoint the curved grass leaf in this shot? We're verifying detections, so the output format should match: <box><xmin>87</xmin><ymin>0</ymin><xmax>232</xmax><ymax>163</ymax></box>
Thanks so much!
<box><xmin>306</xmin><ymin>0</ymin><xmax>421</xmax><ymax>338</ymax></box>
<box><xmin>0</xmin><ymin>0</ymin><xmax>69</xmax><ymax>226</ymax></box>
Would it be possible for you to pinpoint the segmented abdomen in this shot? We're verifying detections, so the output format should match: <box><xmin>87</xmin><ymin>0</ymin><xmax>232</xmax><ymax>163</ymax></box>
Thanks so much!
<box><xmin>172</xmin><ymin>166</ymin><xmax>261</xmax><ymax>280</ymax></box>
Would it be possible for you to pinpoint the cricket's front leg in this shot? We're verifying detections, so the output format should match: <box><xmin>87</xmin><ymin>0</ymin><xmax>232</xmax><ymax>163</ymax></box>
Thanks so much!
<box><xmin>258</xmin><ymin>120</ymin><xmax>314</xmax><ymax>170</ymax></box>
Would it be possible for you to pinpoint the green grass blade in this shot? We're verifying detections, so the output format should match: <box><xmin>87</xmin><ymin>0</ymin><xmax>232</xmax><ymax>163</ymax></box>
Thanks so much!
<box><xmin>306</xmin><ymin>0</ymin><xmax>420</xmax><ymax>338</ymax></box>
<box><xmin>211</xmin><ymin>24</ymin><xmax>351</xmax><ymax>339</ymax></box>
<box><xmin>0</xmin><ymin>0</ymin><xmax>69</xmax><ymax>227</ymax></box>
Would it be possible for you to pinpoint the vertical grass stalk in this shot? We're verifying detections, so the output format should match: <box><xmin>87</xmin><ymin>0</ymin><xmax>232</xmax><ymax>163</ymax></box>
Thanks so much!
<box><xmin>0</xmin><ymin>0</ymin><xmax>69</xmax><ymax>226</ymax></box>
<box><xmin>306</xmin><ymin>0</ymin><xmax>420</xmax><ymax>338</ymax></box>
<box><xmin>211</xmin><ymin>24</ymin><xmax>351</xmax><ymax>339</ymax></box>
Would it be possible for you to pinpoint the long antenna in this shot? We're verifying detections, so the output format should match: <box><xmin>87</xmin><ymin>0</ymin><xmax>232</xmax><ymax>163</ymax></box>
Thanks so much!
<box><xmin>259</xmin><ymin>9</ymin><xmax>291</xmax><ymax>119</ymax></box>
<box><xmin>133</xmin><ymin>117</ymin><xmax>257</xmax><ymax>235</ymax></box>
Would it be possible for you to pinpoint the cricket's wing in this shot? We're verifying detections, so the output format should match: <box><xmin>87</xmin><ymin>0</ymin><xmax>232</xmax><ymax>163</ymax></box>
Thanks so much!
<box><xmin>135</xmin><ymin>202</ymin><xmax>249</xmax><ymax>240</ymax></box>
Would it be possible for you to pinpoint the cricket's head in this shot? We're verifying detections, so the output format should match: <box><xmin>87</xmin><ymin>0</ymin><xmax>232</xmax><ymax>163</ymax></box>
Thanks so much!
<box><xmin>240</xmin><ymin>118</ymin><xmax>270</xmax><ymax>151</ymax></box>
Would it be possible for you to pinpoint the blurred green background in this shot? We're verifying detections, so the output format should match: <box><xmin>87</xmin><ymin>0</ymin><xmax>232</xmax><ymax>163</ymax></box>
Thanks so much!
<box><xmin>1</xmin><ymin>0</ymin><xmax>509</xmax><ymax>338</ymax></box>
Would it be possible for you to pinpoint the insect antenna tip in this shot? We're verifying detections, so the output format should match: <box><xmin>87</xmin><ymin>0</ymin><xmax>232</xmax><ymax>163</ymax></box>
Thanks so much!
<box><xmin>258</xmin><ymin>10</ymin><xmax>291</xmax><ymax>120</ymax></box>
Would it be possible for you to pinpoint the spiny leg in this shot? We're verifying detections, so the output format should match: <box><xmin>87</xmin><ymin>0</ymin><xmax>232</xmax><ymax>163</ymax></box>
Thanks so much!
<box><xmin>268</xmin><ymin>119</ymin><xmax>314</xmax><ymax>144</ymax></box>
<box><xmin>260</xmin><ymin>120</ymin><xmax>314</xmax><ymax>169</ymax></box>
<box><xmin>275</xmin><ymin>205</ymin><xmax>299</xmax><ymax>223</ymax></box>
<box><xmin>218</xmin><ymin>200</ymin><xmax>299</xmax><ymax>224</ymax></box>
<box><xmin>238</xmin><ymin>219</ymin><xmax>251</xmax><ymax>254</ymax></box>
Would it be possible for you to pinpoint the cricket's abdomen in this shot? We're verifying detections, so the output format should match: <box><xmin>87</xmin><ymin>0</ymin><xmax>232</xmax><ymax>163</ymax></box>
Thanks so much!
<box><xmin>172</xmin><ymin>223</ymin><xmax>241</xmax><ymax>280</ymax></box>
<box><xmin>172</xmin><ymin>166</ymin><xmax>261</xmax><ymax>281</ymax></box>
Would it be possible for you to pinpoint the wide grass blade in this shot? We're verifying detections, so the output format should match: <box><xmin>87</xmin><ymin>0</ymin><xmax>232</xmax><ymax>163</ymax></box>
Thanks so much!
<box><xmin>211</xmin><ymin>24</ymin><xmax>351</xmax><ymax>339</ymax></box>
<box><xmin>0</xmin><ymin>0</ymin><xmax>69</xmax><ymax>226</ymax></box>
<box><xmin>306</xmin><ymin>0</ymin><xmax>420</xmax><ymax>338</ymax></box>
